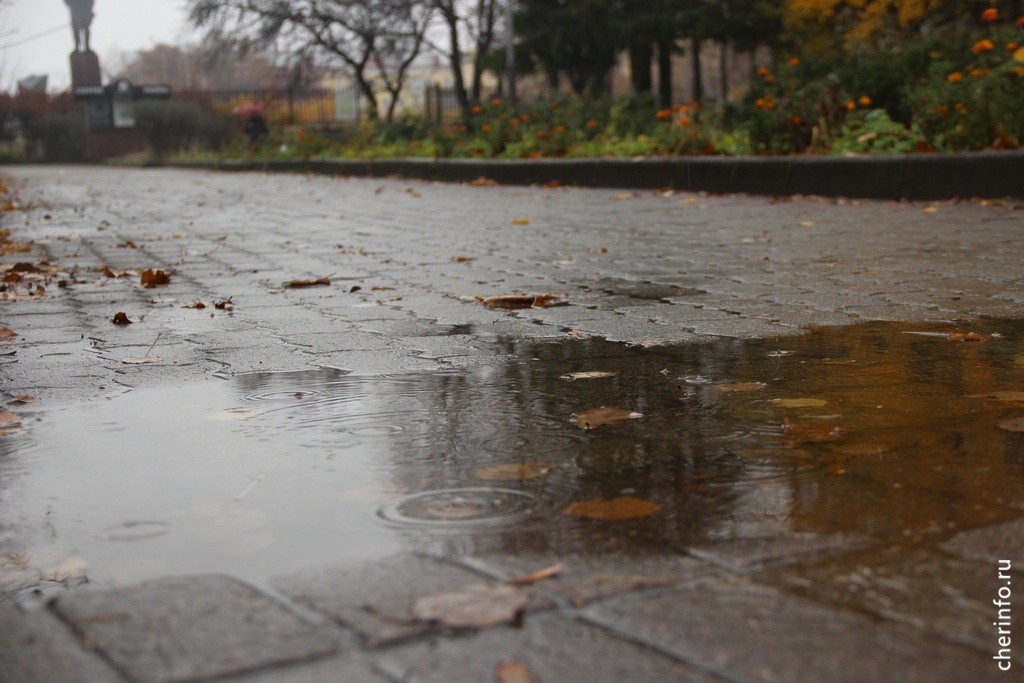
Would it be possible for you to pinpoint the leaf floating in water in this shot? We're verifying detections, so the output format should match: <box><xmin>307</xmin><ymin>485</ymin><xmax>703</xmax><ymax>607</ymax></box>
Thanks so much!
<box><xmin>478</xmin><ymin>293</ymin><xmax>566</xmax><ymax>309</ymax></box>
<box><xmin>967</xmin><ymin>391</ymin><xmax>1024</xmax><ymax>402</ymax></box>
<box><xmin>505</xmin><ymin>563</ymin><xmax>565</xmax><ymax>586</ymax></box>
<box><xmin>948</xmin><ymin>331</ymin><xmax>984</xmax><ymax>342</ymax></box>
<box><xmin>563</xmin><ymin>496</ymin><xmax>662</xmax><ymax>521</ymax></box>
<box><xmin>781</xmin><ymin>416</ymin><xmax>849</xmax><ymax>446</ymax></box>
<box><xmin>771</xmin><ymin>398</ymin><xmax>828</xmax><ymax>408</ymax></box>
<box><xmin>713</xmin><ymin>382</ymin><xmax>766</xmax><ymax>393</ymax></box>
<box><xmin>997</xmin><ymin>417</ymin><xmax>1024</xmax><ymax>433</ymax></box>
<box><xmin>0</xmin><ymin>409</ymin><xmax>22</xmax><ymax>434</ymax></box>
<box><xmin>412</xmin><ymin>583</ymin><xmax>528</xmax><ymax>628</ymax></box>
<box><xmin>111</xmin><ymin>312</ymin><xmax>133</xmax><ymax>325</ymax></box>
<box><xmin>474</xmin><ymin>462</ymin><xmax>552</xmax><ymax>481</ymax></box>
<box><xmin>560</xmin><ymin>371</ymin><xmax>617</xmax><ymax>381</ymax></box>
<box><xmin>574</xmin><ymin>406</ymin><xmax>643</xmax><ymax>430</ymax></box>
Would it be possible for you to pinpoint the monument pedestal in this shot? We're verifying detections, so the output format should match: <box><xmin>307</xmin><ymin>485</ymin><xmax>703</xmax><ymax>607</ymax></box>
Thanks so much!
<box><xmin>70</xmin><ymin>51</ymin><xmax>101</xmax><ymax>88</ymax></box>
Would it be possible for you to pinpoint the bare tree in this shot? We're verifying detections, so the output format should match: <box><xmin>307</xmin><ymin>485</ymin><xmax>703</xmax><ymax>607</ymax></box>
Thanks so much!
<box><xmin>429</xmin><ymin>0</ymin><xmax>504</xmax><ymax>120</ymax></box>
<box><xmin>187</xmin><ymin>0</ymin><xmax>432</xmax><ymax>121</ymax></box>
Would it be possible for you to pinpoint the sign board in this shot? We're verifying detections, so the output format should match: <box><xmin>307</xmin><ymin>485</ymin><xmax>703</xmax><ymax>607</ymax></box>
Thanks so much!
<box><xmin>73</xmin><ymin>79</ymin><xmax>171</xmax><ymax>129</ymax></box>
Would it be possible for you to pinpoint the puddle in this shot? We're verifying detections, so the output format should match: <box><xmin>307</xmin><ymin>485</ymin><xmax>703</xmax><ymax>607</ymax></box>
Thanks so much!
<box><xmin>3</xmin><ymin>320</ymin><xmax>1024</xmax><ymax>596</ymax></box>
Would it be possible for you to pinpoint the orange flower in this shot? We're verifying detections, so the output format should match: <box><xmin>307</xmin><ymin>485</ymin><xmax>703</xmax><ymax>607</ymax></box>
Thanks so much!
<box><xmin>845</xmin><ymin>100</ymin><xmax>856</xmax><ymax>111</ymax></box>
<box><xmin>553</xmin><ymin>124</ymin><xmax>566</xmax><ymax>134</ymax></box>
<box><xmin>472</xmin><ymin>105</ymin><xmax>483</xmax><ymax>114</ymax></box>
<box><xmin>520</xmin><ymin>114</ymin><xmax>530</xmax><ymax>122</ymax></box>
<box><xmin>586</xmin><ymin>118</ymin><xmax>599</xmax><ymax>128</ymax></box>
<box><xmin>972</xmin><ymin>39</ymin><xmax>995</xmax><ymax>54</ymax></box>
<box><xmin>981</xmin><ymin>8</ymin><xmax>999</xmax><ymax>22</ymax></box>
<box><xmin>858</xmin><ymin>96</ymin><xmax>872</xmax><ymax>107</ymax></box>
<box><xmin>1018</xmin><ymin>16</ymin><xmax>1024</xmax><ymax>28</ymax></box>
<box><xmin>677</xmin><ymin>116</ymin><xmax>692</xmax><ymax>126</ymax></box>
<box><xmin>656</xmin><ymin>109</ymin><xmax>673</xmax><ymax>120</ymax></box>
<box><xmin>481</xmin><ymin>123</ymin><xmax>491</xmax><ymax>133</ymax></box>
<box><xmin>490</xmin><ymin>98</ymin><xmax>502</xmax><ymax>107</ymax></box>
<box><xmin>936</xmin><ymin>105</ymin><xmax>950</xmax><ymax>115</ymax></box>
<box><xmin>968</xmin><ymin>67</ymin><xmax>990</xmax><ymax>77</ymax></box>
<box><xmin>947</xmin><ymin>71</ymin><xmax>963</xmax><ymax>82</ymax></box>
<box><xmin>788</xmin><ymin>57</ymin><xmax>800</xmax><ymax>67</ymax></box>
<box><xmin>790</xmin><ymin>115</ymin><xmax>802</xmax><ymax>126</ymax></box>
<box><xmin>549</xmin><ymin>101</ymin><xmax>559</xmax><ymax>110</ymax></box>
<box><xmin>757</xmin><ymin>67</ymin><xmax>771</xmax><ymax>78</ymax></box>
<box><xmin>1007</xmin><ymin>42</ymin><xmax>1019</xmax><ymax>51</ymax></box>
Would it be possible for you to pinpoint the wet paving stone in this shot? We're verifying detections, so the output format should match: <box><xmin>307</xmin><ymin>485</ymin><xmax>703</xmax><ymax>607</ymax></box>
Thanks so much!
<box><xmin>685</xmin><ymin>532</ymin><xmax>874</xmax><ymax>572</ymax></box>
<box><xmin>377</xmin><ymin>611</ymin><xmax>727</xmax><ymax>683</ymax></box>
<box><xmin>49</xmin><ymin>575</ymin><xmax>339</xmax><ymax>683</ymax></box>
<box><xmin>0</xmin><ymin>603</ymin><xmax>123</xmax><ymax>683</ymax></box>
<box><xmin>275</xmin><ymin>554</ymin><xmax>554</xmax><ymax>649</ymax></box>
<box><xmin>941</xmin><ymin>517</ymin><xmax>1024</xmax><ymax>566</ymax></box>
<box><xmin>759</xmin><ymin>545</ymin><xmax>1024</xmax><ymax>663</ymax></box>
<box><xmin>583</xmin><ymin>574</ymin><xmax>1007</xmax><ymax>683</ymax></box>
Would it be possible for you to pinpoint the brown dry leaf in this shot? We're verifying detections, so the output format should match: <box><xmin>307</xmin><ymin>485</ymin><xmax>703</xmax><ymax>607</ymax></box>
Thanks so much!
<box><xmin>0</xmin><ymin>410</ymin><xmax>22</xmax><ymax>433</ymax></box>
<box><xmin>411</xmin><ymin>583</ymin><xmax>527</xmax><ymax>629</ymax></box>
<box><xmin>451</xmin><ymin>256</ymin><xmax>477</xmax><ymax>263</ymax></box>
<box><xmin>560</xmin><ymin>371</ymin><xmax>617</xmax><ymax>381</ymax></box>
<box><xmin>140</xmin><ymin>269</ymin><xmax>170</xmax><ymax>288</ymax></box>
<box><xmin>563</xmin><ymin>496</ymin><xmax>661</xmax><ymax>521</ymax></box>
<box><xmin>574</xmin><ymin>406</ymin><xmax>642</xmax><ymax>429</ymax></box>
<box><xmin>968</xmin><ymin>391</ymin><xmax>1024</xmax><ymax>402</ymax></box>
<box><xmin>475</xmin><ymin>462</ymin><xmax>552</xmax><ymax>481</ymax></box>
<box><xmin>111</xmin><ymin>312</ymin><xmax>132</xmax><ymax>325</ymax></box>
<box><xmin>505</xmin><ymin>563</ymin><xmax>565</xmax><ymax>586</ymax></box>
<box><xmin>510</xmin><ymin>219</ymin><xmax>530</xmax><ymax>225</ymax></box>
<box><xmin>285</xmin><ymin>276</ymin><xmax>331</xmax><ymax>288</ymax></box>
<box><xmin>822</xmin><ymin>359</ymin><xmax>857</xmax><ymax>365</ymax></box>
<box><xmin>623</xmin><ymin>339</ymin><xmax>665</xmax><ymax>348</ymax></box>
<box><xmin>781</xmin><ymin>416</ymin><xmax>849</xmax><ymax>446</ymax></box>
<box><xmin>182</xmin><ymin>300</ymin><xmax>207</xmax><ymax>309</ymax></box>
<box><xmin>713</xmin><ymin>382</ymin><xmax>766</xmax><ymax>393</ymax></box>
<box><xmin>948</xmin><ymin>331</ymin><xmax>984</xmax><ymax>342</ymax></box>
<box><xmin>0</xmin><ymin>327</ymin><xmax>17</xmax><ymax>344</ymax></box>
<box><xmin>468</xmin><ymin>176</ymin><xmax>498</xmax><ymax>187</ymax></box>
<box><xmin>612</xmin><ymin>192</ymin><xmax>636</xmax><ymax>200</ymax></box>
<box><xmin>214</xmin><ymin>298</ymin><xmax>234</xmax><ymax>310</ymax></box>
<box><xmin>542</xmin><ymin>179</ymin><xmax>562</xmax><ymax>189</ymax></box>
<box><xmin>478</xmin><ymin>293</ymin><xmax>566</xmax><ymax>310</ymax></box>
<box><xmin>771</xmin><ymin>398</ymin><xmax>828</xmax><ymax>408</ymax></box>
<box><xmin>997</xmin><ymin>417</ymin><xmax>1024</xmax><ymax>433</ymax></box>
<box><xmin>9</xmin><ymin>394</ymin><xmax>37</xmax><ymax>404</ymax></box>
<box><xmin>495</xmin><ymin>661</ymin><xmax>536</xmax><ymax>683</ymax></box>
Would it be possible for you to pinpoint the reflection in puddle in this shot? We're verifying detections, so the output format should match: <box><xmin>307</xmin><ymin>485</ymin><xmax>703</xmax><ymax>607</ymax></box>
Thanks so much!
<box><xmin>2</xmin><ymin>320</ymin><xmax>1024</xmax><ymax>596</ymax></box>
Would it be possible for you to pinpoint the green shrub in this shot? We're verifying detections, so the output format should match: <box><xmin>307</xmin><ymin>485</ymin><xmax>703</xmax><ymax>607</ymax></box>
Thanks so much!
<box><xmin>27</xmin><ymin>112</ymin><xmax>86</xmax><ymax>162</ymax></box>
<box><xmin>133</xmin><ymin>101</ymin><xmax>205</xmax><ymax>158</ymax></box>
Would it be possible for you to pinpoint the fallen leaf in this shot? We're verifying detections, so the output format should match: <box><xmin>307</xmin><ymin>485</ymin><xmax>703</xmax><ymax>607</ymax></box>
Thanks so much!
<box><xmin>495</xmin><ymin>661</ymin><xmax>535</xmax><ymax>683</ymax></box>
<box><xmin>451</xmin><ymin>256</ymin><xmax>477</xmax><ymax>263</ymax></box>
<box><xmin>541</xmin><ymin>179</ymin><xmax>562</xmax><ymax>189</ymax></box>
<box><xmin>822</xmin><ymin>359</ymin><xmax>857</xmax><ymax>365</ymax></box>
<box><xmin>182</xmin><ymin>300</ymin><xmax>206</xmax><ymax>309</ymax></box>
<box><xmin>713</xmin><ymin>382</ymin><xmax>766</xmax><ymax>392</ymax></box>
<box><xmin>0</xmin><ymin>410</ymin><xmax>22</xmax><ymax>429</ymax></box>
<box><xmin>781</xmin><ymin>416</ymin><xmax>849</xmax><ymax>446</ymax></box>
<box><xmin>505</xmin><ymin>563</ymin><xmax>565</xmax><ymax>586</ymax></box>
<box><xmin>612</xmin><ymin>192</ymin><xmax>636</xmax><ymax>200</ymax></box>
<box><xmin>478</xmin><ymin>293</ymin><xmax>566</xmax><ymax>309</ymax></box>
<box><xmin>948</xmin><ymin>331</ymin><xmax>984</xmax><ymax>342</ymax></box>
<box><xmin>121</xmin><ymin>355</ymin><xmax>162</xmax><ymax>364</ymax></box>
<box><xmin>0</xmin><ymin>327</ymin><xmax>17</xmax><ymax>343</ymax></box>
<box><xmin>997</xmin><ymin>417</ymin><xmax>1024</xmax><ymax>433</ymax></box>
<box><xmin>349</xmin><ymin>285</ymin><xmax>362</xmax><ymax>293</ymax></box>
<box><xmin>9</xmin><ymin>394</ymin><xmax>37</xmax><ymax>404</ymax></box>
<box><xmin>574</xmin><ymin>406</ymin><xmax>643</xmax><ymax>429</ymax></box>
<box><xmin>623</xmin><ymin>339</ymin><xmax>664</xmax><ymax>348</ymax></box>
<box><xmin>771</xmin><ymin>398</ymin><xmax>828</xmax><ymax>408</ymax></box>
<box><xmin>799</xmin><ymin>220</ymin><xmax>818</xmax><ymax>227</ymax></box>
<box><xmin>563</xmin><ymin>496</ymin><xmax>661</xmax><ymax>521</ymax></box>
<box><xmin>214</xmin><ymin>298</ymin><xmax>233</xmax><ymax>309</ymax></box>
<box><xmin>560</xmin><ymin>371</ymin><xmax>617</xmax><ymax>381</ymax></box>
<box><xmin>475</xmin><ymin>462</ymin><xmax>552</xmax><ymax>481</ymax></box>
<box><xmin>510</xmin><ymin>219</ymin><xmax>530</xmax><ymax>225</ymax></box>
<box><xmin>114</xmin><ymin>241</ymin><xmax>138</xmax><ymax>249</ymax></box>
<box><xmin>968</xmin><ymin>391</ymin><xmax>1024</xmax><ymax>402</ymax></box>
<box><xmin>285</xmin><ymin>276</ymin><xmax>331</xmax><ymax>288</ymax></box>
<box><xmin>111</xmin><ymin>312</ymin><xmax>132</xmax><ymax>325</ymax></box>
<box><xmin>140</xmin><ymin>269</ymin><xmax>170</xmax><ymax>288</ymax></box>
<box><xmin>922</xmin><ymin>205</ymin><xmax>939</xmax><ymax>213</ymax></box>
<box><xmin>468</xmin><ymin>176</ymin><xmax>498</xmax><ymax>187</ymax></box>
<box><xmin>412</xmin><ymin>583</ymin><xmax>527</xmax><ymax>628</ymax></box>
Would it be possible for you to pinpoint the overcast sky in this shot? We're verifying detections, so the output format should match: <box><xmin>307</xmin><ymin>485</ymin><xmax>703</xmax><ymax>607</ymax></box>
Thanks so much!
<box><xmin>2</xmin><ymin>0</ymin><xmax>194</xmax><ymax>89</ymax></box>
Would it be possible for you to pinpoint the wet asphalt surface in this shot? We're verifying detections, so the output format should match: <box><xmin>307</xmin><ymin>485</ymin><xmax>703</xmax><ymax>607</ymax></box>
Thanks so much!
<box><xmin>1</xmin><ymin>164</ymin><xmax>1024</xmax><ymax>682</ymax></box>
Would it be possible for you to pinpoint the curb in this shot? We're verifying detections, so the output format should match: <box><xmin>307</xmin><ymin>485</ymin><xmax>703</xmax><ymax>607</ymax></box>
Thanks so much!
<box><xmin>158</xmin><ymin>151</ymin><xmax>1024</xmax><ymax>200</ymax></box>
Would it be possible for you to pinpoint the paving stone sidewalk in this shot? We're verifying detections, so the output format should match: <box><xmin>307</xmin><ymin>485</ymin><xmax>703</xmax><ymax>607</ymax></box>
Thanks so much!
<box><xmin>1</xmin><ymin>165</ymin><xmax>1024</xmax><ymax>682</ymax></box>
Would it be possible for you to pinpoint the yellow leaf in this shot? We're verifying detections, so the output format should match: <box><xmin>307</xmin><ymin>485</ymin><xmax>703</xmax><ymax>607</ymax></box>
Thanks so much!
<box><xmin>475</xmin><ymin>462</ymin><xmax>552</xmax><ymax>481</ymax></box>
<box><xmin>771</xmin><ymin>398</ymin><xmax>828</xmax><ymax>408</ymax></box>
<box><xmin>574</xmin><ymin>406</ymin><xmax>642</xmax><ymax>429</ymax></box>
<box><xmin>563</xmin><ymin>496</ymin><xmax>661</xmax><ymax>521</ymax></box>
<box><xmin>511</xmin><ymin>219</ymin><xmax>530</xmax><ymax>225</ymax></box>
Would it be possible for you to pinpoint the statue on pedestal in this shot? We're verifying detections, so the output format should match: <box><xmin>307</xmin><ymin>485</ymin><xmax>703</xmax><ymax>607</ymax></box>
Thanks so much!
<box><xmin>65</xmin><ymin>0</ymin><xmax>95</xmax><ymax>53</ymax></box>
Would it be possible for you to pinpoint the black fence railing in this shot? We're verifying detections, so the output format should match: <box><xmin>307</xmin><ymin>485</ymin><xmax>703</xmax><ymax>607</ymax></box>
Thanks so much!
<box><xmin>171</xmin><ymin>87</ymin><xmax>361</xmax><ymax>126</ymax></box>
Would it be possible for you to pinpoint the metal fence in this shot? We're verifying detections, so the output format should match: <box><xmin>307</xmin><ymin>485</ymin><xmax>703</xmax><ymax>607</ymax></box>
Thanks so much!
<box><xmin>171</xmin><ymin>87</ymin><xmax>361</xmax><ymax>126</ymax></box>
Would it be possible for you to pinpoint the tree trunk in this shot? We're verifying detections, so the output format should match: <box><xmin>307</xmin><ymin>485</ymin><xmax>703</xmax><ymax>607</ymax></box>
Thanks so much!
<box><xmin>657</xmin><ymin>38</ymin><xmax>672</xmax><ymax>107</ymax></box>
<box><xmin>690</xmin><ymin>37</ymin><xmax>703</xmax><ymax>103</ymax></box>
<box><xmin>630</xmin><ymin>42</ymin><xmax>653</xmax><ymax>95</ymax></box>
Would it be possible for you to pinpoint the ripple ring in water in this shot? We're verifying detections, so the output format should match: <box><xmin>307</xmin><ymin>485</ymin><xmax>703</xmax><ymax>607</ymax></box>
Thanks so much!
<box><xmin>378</xmin><ymin>487</ymin><xmax>537</xmax><ymax>527</ymax></box>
